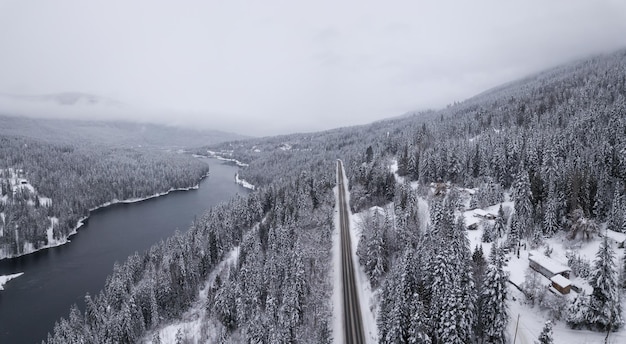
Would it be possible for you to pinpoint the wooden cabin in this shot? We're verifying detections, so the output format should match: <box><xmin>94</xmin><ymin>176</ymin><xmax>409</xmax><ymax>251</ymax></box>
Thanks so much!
<box><xmin>550</xmin><ymin>274</ymin><xmax>571</xmax><ymax>294</ymax></box>
<box><xmin>528</xmin><ymin>254</ymin><xmax>571</xmax><ymax>279</ymax></box>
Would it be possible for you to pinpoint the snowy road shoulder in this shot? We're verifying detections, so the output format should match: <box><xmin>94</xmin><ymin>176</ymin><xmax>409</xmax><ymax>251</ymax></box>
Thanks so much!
<box><xmin>0</xmin><ymin>272</ymin><xmax>24</xmax><ymax>291</ymax></box>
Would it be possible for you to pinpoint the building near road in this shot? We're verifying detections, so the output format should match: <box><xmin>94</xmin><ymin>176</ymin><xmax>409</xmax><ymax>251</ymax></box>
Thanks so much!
<box><xmin>528</xmin><ymin>253</ymin><xmax>571</xmax><ymax>279</ymax></box>
<box><xmin>550</xmin><ymin>274</ymin><xmax>571</xmax><ymax>294</ymax></box>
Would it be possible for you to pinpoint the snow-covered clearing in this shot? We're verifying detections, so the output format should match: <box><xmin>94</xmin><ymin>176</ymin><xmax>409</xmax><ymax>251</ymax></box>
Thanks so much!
<box><xmin>0</xmin><ymin>272</ymin><xmax>24</xmax><ymax>291</ymax></box>
<box><xmin>332</xmin><ymin>163</ymin><xmax>377</xmax><ymax>344</ymax></box>
<box><xmin>389</xmin><ymin>160</ymin><xmax>418</xmax><ymax>189</ymax></box>
<box><xmin>143</xmin><ymin>246</ymin><xmax>241</xmax><ymax>344</ymax></box>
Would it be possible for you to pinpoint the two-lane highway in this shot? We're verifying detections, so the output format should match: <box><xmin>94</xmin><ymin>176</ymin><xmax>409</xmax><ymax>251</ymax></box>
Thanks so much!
<box><xmin>337</xmin><ymin>160</ymin><xmax>366</xmax><ymax>344</ymax></box>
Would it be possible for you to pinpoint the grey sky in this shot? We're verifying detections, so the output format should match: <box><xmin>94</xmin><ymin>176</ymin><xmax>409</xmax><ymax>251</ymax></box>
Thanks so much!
<box><xmin>1</xmin><ymin>0</ymin><xmax>626</xmax><ymax>136</ymax></box>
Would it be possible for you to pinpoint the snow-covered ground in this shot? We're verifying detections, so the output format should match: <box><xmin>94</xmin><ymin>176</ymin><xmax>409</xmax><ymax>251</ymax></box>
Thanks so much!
<box><xmin>389</xmin><ymin>160</ymin><xmax>419</xmax><ymax>189</ymax></box>
<box><xmin>0</xmin><ymin>272</ymin><xmax>24</xmax><ymax>291</ymax></box>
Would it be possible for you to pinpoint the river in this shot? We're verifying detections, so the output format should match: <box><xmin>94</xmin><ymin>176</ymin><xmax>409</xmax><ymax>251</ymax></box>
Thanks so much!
<box><xmin>0</xmin><ymin>159</ymin><xmax>248</xmax><ymax>343</ymax></box>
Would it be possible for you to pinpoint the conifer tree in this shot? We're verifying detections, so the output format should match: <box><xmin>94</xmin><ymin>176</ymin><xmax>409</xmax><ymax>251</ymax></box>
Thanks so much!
<box><xmin>588</xmin><ymin>235</ymin><xmax>623</xmax><ymax>332</ymax></box>
<box><xmin>536</xmin><ymin>320</ymin><xmax>553</xmax><ymax>344</ymax></box>
<box><xmin>566</xmin><ymin>291</ymin><xmax>590</xmax><ymax>329</ymax></box>
<box><xmin>480</xmin><ymin>248</ymin><xmax>508</xmax><ymax>344</ymax></box>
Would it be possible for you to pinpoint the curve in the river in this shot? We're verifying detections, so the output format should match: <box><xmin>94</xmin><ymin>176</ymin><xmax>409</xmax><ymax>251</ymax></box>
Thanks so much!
<box><xmin>0</xmin><ymin>159</ymin><xmax>248</xmax><ymax>344</ymax></box>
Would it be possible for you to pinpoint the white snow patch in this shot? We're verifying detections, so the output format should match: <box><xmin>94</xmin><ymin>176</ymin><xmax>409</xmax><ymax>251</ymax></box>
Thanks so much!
<box><xmin>390</xmin><ymin>159</ymin><xmax>419</xmax><ymax>189</ymax></box>
<box><xmin>206</xmin><ymin>150</ymin><xmax>249</xmax><ymax>167</ymax></box>
<box><xmin>389</xmin><ymin>160</ymin><xmax>405</xmax><ymax>184</ymax></box>
<box><xmin>0</xmin><ymin>272</ymin><xmax>24</xmax><ymax>291</ymax></box>
<box><xmin>234</xmin><ymin>173</ymin><xmax>255</xmax><ymax>191</ymax></box>
<box><xmin>279</xmin><ymin>143</ymin><xmax>292</xmax><ymax>151</ymax></box>
<box><xmin>604</xmin><ymin>229</ymin><xmax>626</xmax><ymax>244</ymax></box>
<box><xmin>38</xmin><ymin>196</ymin><xmax>52</xmax><ymax>207</ymax></box>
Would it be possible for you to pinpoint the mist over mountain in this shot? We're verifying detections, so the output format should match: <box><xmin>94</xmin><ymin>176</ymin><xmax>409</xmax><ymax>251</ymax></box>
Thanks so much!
<box><xmin>0</xmin><ymin>92</ymin><xmax>248</xmax><ymax>148</ymax></box>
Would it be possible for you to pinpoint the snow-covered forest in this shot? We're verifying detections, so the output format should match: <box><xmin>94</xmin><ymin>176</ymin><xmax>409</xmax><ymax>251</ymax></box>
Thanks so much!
<box><xmin>44</xmin><ymin>49</ymin><xmax>626</xmax><ymax>343</ymax></box>
<box><xmin>0</xmin><ymin>130</ymin><xmax>213</xmax><ymax>259</ymax></box>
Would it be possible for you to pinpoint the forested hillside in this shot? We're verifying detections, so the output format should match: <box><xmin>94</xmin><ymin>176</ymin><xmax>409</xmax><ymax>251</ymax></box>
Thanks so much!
<box><xmin>0</xmin><ymin>134</ymin><xmax>210</xmax><ymax>259</ymax></box>
<box><xmin>46</xmin><ymin>49</ymin><xmax>626</xmax><ymax>343</ymax></box>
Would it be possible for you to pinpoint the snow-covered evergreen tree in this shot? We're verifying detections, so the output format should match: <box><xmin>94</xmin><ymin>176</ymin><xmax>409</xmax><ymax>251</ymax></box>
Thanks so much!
<box><xmin>607</xmin><ymin>187</ymin><xmax>624</xmax><ymax>233</ymax></box>
<box><xmin>536</xmin><ymin>320</ymin><xmax>553</xmax><ymax>344</ymax></box>
<box><xmin>480</xmin><ymin>249</ymin><xmax>508</xmax><ymax>344</ymax></box>
<box><xmin>588</xmin><ymin>235</ymin><xmax>623</xmax><ymax>332</ymax></box>
<box><xmin>407</xmin><ymin>293</ymin><xmax>431</xmax><ymax>344</ymax></box>
<box><xmin>543</xmin><ymin>196</ymin><xmax>559</xmax><ymax>236</ymax></box>
<box><xmin>511</xmin><ymin>167</ymin><xmax>534</xmax><ymax>240</ymax></box>
<box><xmin>567</xmin><ymin>292</ymin><xmax>590</xmax><ymax>329</ymax></box>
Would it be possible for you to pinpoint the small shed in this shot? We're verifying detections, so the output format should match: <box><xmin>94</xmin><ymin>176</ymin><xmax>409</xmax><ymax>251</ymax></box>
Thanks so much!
<box><xmin>473</xmin><ymin>209</ymin><xmax>497</xmax><ymax>220</ymax></box>
<box><xmin>528</xmin><ymin>254</ymin><xmax>571</xmax><ymax>279</ymax></box>
<box><xmin>550</xmin><ymin>274</ymin><xmax>571</xmax><ymax>294</ymax></box>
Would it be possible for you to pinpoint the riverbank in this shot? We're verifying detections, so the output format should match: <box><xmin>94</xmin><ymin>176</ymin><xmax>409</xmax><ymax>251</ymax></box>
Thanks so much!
<box><xmin>0</xmin><ymin>272</ymin><xmax>23</xmax><ymax>290</ymax></box>
<box><xmin>0</xmin><ymin>171</ymin><xmax>211</xmax><ymax>261</ymax></box>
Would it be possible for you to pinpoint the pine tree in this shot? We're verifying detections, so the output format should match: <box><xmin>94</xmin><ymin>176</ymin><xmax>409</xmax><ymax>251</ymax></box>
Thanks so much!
<box><xmin>480</xmin><ymin>251</ymin><xmax>508</xmax><ymax>344</ymax></box>
<box><xmin>543</xmin><ymin>197</ymin><xmax>559</xmax><ymax>236</ymax></box>
<box><xmin>588</xmin><ymin>235</ymin><xmax>623</xmax><ymax>332</ymax></box>
<box><xmin>566</xmin><ymin>291</ymin><xmax>590</xmax><ymax>329</ymax></box>
<box><xmin>512</xmin><ymin>168</ymin><xmax>534</xmax><ymax>239</ymax></box>
<box><xmin>536</xmin><ymin>320</ymin><xmax>553</xmax><ymax>344</ymax></box>
<box><xmin>407</xmin><ymin>293</ymin><xmax>431</xmax><ymax>344</ymax></box>
<box><xmin>494</xmin><ymin>204</ymin><xmax>507</xmax><ymax>239</ymax></box>
<box><xmin>152</xmin><ymin>332</ymin><xmax>162</xmax><ymax>344</ymax></box>
<box><xmin>607</xmin><ymin>188</ymin><xmax>623</xmax><ymax>233</ymax></box>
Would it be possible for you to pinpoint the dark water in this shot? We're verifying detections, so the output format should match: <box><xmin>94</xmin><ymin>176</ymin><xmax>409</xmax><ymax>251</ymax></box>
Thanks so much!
<box><xmin>0</xmin><ymin>159</ymin><xmax>247</xmax><ymax>343</ymax></box>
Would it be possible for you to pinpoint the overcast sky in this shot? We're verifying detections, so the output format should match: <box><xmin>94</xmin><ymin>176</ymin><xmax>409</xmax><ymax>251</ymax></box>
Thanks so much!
<box><xmin>1</xmin><ymin>0</ymin><xmax>626</xmax><ymax>136</ymax></box>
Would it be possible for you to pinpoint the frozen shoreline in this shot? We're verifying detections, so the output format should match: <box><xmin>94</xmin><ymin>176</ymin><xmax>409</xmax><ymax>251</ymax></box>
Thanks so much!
<box><xmin>0</xmin><ymin>172</ymin><xmax>210</xmax><ymax>261</ymax></box>
<box><xmin>205</xmin><ymin>150</ymin><xmax>249</xmax><ymax>167</ymax></box>
<box><xmin>234</xmin><ymin>173</ymin><xmax>256</xmax><ymax>191</ymax></box>
<box><xmin>0</xmin><ymin>272</ymin><xmax>24</xmax><ymax>291</ymax></box>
